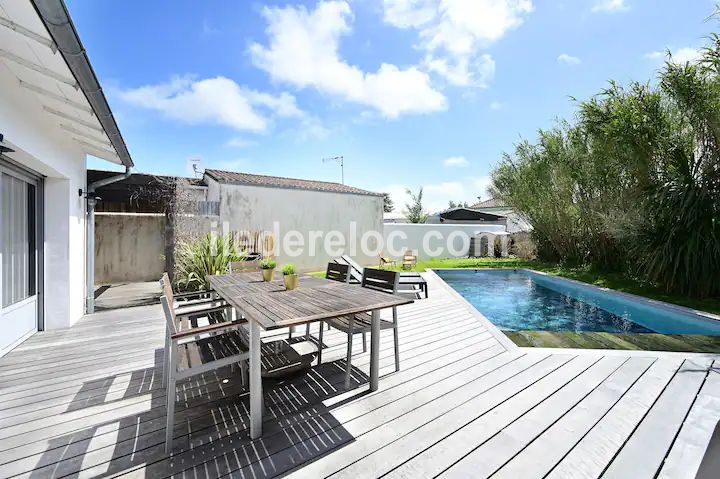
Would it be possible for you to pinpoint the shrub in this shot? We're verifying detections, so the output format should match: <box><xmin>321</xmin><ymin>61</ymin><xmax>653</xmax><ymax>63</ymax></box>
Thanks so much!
<box><xmin>175</xmin><ymin>233</ymin><xmax>244</xmax><ymax>291</ymax></box>
<box><xmin>282</xmin><ymin>263</ymin><xmax>296</xmax><ymax>275</ymax></box>
<box><xmin>259</xmin><ymin>258</ymin><xmax>277</xmax><ymax>270</ymax></box>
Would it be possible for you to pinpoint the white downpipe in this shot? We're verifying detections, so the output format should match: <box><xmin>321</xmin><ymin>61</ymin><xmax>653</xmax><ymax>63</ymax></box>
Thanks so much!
<box><xmin>85</xmin><ymin>167</ymin><xmax>131</xmax><ymax>314</ymax></box>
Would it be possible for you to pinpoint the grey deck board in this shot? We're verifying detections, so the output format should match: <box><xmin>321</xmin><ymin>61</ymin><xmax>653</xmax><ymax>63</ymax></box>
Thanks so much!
<box><xmin>601</xmin><ymin>358</ymin><xmax>712</xmax><ymax>478</ymax></box>
<box><xmin>657</xmin><ymin>359</ymin><xmax>720</xmax><ymax>479</ymax></box>
<box><xmin>0</xmin><ymin>273</ymin><xmax>718</xmax><ymax>478</ymax></box>
<box><xmin>545</xmin><ymin>357</ymin><xmax>683</xmax><ymax>479</ymax></box>
<box><xmin>490</xmin><ymin>357</ymin><xmax>656</xmax><ymax>479</ymax></box>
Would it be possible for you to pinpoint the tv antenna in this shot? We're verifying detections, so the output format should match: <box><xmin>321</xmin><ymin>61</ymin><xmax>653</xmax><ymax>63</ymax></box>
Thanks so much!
<box><xmin>322</xmin><ymin>155</ymin><xmax>344</xmax><ymax>184</ymax></box>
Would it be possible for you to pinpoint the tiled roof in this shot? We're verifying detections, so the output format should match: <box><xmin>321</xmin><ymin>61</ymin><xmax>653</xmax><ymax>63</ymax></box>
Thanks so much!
<box><xmin>471</xmin><ymin>197</ymin><xmax>508</xmax><ymax>209</ymax></box>
<box><xmin>204</xmin><ymin>169</ymin><xmax>383</xmax><ymax>197</ymax></box>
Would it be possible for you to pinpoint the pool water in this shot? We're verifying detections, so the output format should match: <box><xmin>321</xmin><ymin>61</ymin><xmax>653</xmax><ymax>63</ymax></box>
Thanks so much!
<box><xmin>436</xmin><ymin>269</ymin><xmax>720</xmax><ymax>335</ymax></box>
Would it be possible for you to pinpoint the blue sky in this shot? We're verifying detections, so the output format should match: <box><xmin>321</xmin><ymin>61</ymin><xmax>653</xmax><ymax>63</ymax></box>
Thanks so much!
<box><xmin>73</xmin><ymin>0</ymin><xmax>715</xmax><ymax>213</ymax></box>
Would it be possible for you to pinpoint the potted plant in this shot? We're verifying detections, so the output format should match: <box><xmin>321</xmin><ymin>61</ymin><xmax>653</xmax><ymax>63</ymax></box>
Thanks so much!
<box><xmin>258</xmin><ymin>258</ymin><xmax>277</xmax><ymax>282</ymax></box>
<box><xmin>282</xmin><ymin>263</ymin><xmax>298</xmax><ymax>290</ymax></box>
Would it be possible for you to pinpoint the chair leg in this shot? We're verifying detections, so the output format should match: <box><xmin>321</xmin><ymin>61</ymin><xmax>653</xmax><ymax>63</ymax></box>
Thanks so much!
<box><xmin>163</xmin><ymin>327</ymin><xmax>170</xmax><ymax>385</ymax></box>
<box><xmin>165</xmin><ymin>352</ymin><xmax>176</xmax><ymax>453</ymax></box>
<box><xmin>240</xmin><ymin>359</ymin><xmax>248</xmax><ymax>387</ymax></box>
<box><xmin>317</xmin><ymin>322</ymin><xmax>324</xmax><ymax>365</ymax></box>
<box><xmin>393</xmin><ymin>326</ymin><xmax>400</xmax><ymax>372</ymax></box>
<box><xmin>362</xmin><ymin>332</ymin><xmax>367</xmax><ymax>353</ymax></box>
<box><xmin>345</xmin><ymin>320</ymin><xmax>354</xmax><ymax>389</ymax></box>
<box><xmin>393</xmin><ymin>307</ymin><xmax>400</xmax><ymax>372</ymax></box>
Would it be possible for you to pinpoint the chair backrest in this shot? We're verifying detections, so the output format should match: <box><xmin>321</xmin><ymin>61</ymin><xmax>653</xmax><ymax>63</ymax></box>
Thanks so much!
<box><xmin>230</xmin><ymin>260</ymin><xmax>260</xmax><ymax>273</ymax></box>
<box><xmin>326</xmin><ymin>262</ymin><xmax>351</xmax><ymax>283</ymax></box>
<box><xmin>361</xmin><ymin>268</ymin><xmax>399</xmax><ymax>294</ymax></box>
<box><xmin>159</xmin><ymin>273</ymin><xmax>177</xmax><ymax>334</ymax></box>
<box><xmin>336</xmin><ymin>255</ymin><xmax>363</xmax><ymax>283</ymax></box>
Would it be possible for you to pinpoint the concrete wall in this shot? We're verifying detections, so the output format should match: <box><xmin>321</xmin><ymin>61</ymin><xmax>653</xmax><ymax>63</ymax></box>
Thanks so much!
<box><xmin>207</xmin><ymin>178</ymin><xmax>384</xmax><ymax>271</ymax></box>
<box><xmin>95</xmin><ymin>214</ymin><xmax>166</xmax><ymax>283</ymax></box>
<box><xmin>0</xmin><ymin>58</ymin><xmax>89</xmax><ymax>331</ymax></box>
<box><xmin>382</xmin><ymin>223</ymin><xmax>507</xmax><ymax>261</ymax></box>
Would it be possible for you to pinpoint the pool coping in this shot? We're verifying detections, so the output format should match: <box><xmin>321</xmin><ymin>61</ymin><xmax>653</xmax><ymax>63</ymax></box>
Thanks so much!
<box><xmin>425</xmin><ymin>267</ymin><xmax>720</xmax><ymax>359</ymax></box>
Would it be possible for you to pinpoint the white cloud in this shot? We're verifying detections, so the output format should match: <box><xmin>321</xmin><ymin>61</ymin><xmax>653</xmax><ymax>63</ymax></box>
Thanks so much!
<box><xmin>443</xmin><ymin>156</ymin><xmax>469</xmax><ymax>167</ymax></box>
<box><xmin>645</xmin><ymin>47</ymin><xmax>701</xmax><ymax>65</ymax></box>
<box><xmin>118</xmin><ymin>76</ymin><xmax>302</xmax><ymax>132</ymax></box>
<box><xmin>211</xmin><ymin>158</ymin><xmax>250</xmax><ymax>172</ymax></box>
<box><xmin>382</xmin><ymin>176</ymin><xmax>493</xmax><ymax>215</ymax></box>
<box><xmin>471</xmin><ymin>175</ymin><xmax>493</xmax><ymax>200</ymax></box>
<box><xmin>489</xmin><ymin>101</ymin><xmax>503</xmax><ymax>110</ymax></box>
<box><xmin>249</xmin><ymin>1</ymin><xmax>446</xmax><ymax>118</ymax></box>
<box><xmin>225</xmin><ymin>137</ymin><xmax>256</xmax><ymax>148</ymax></box>
<box><xmin>557</xmin><ymin>53</ymin><xmax>581</xmax><ymax>65</ymax></box>
<box><xmin>295</xmin><ymin>116</ymin><xmax>332</xmax><ymax>141</ymax></box>
<box><xmin>591</xmin><ymin>0</ymin><xmax>629</xmax><ymax>13</ymax></box>
<box><xmin>383</xmin><ymin>0</ymin><xmax>533</xmax><ymax>87</ymax></box>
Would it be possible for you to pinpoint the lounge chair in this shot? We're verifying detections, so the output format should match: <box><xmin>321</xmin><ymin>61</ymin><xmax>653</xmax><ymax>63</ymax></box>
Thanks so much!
<box><xmin>380</xmin><ymin>255</ymin><xmax>396</xmax><ymax>268</ymax></box>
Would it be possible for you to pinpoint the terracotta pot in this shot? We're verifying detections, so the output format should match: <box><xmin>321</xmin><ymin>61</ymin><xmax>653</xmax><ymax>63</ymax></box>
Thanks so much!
<box><xmin>261</xmin><ymin>268</ymin><xmax>274</xmax><ymax>282</ymax></box>
<box><xmin>284</xmin><ymin>274</ymin><xmax>298</xmax><ymax>290</ymax></box>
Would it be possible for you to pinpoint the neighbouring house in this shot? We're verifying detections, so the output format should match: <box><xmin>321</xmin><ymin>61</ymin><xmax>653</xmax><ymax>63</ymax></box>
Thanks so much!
<box><xmin>426</xmin><ymin>206</ymin><xmax>507</xmax><ymax>225</ymax></box>
<box><xmin>89</xmin><ymin>168</ymin><xmax>385</xmax><ymax>278</ymax></box>
<box><xmin>0</xmin><ymin>1</ymin><xmax>134</xmax><ymax>356</ymax></box>
<box><xmin>471</xmin><ymin>197</ymin><xmax>532</xmax><ymax>232</ymax></box>
<box><xmin>383</xmin><ymin>211</ymin><xmax>408</xmax><ymax>223</ymax></box>
<box><xmin>204</xmin><ymin>169</ymin><xmax>384</xmax><ymax>271</ymax></box>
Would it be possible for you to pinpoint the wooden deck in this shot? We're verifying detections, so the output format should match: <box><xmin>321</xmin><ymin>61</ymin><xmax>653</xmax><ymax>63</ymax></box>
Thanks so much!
<box><xmin>1</xmin><ymin>273</ymin><xmax>719</xmax><ymax>478</ymax></box>
<box><xmin>505</xmin><ymin>330</ymin><xmax>720</xmax><ymax>353</ymax></box>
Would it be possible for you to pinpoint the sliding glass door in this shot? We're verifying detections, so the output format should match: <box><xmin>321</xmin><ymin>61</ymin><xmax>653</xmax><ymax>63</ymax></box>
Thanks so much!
<box><xmin>0</xmin><ymin>159</ymin><xmax>41</xmax><ymax>356</ymax></box>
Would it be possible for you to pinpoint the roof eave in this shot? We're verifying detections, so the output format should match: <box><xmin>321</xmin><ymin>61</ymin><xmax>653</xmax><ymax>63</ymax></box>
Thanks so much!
<box><xmin>31</xmin><ymin>0</ymin><xmax>133</xmax><ymax>167</ymax></box>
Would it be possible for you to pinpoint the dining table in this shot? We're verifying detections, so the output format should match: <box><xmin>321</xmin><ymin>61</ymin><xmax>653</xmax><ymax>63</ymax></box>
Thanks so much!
<box><xmin>208</xmin><ymin>271</ymin><xmax>414</xmax><ymax>439</ymax></box>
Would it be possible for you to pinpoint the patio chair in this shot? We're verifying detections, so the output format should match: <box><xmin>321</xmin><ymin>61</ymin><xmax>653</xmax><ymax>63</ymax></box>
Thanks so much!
<box><xmin>160</xmin><ymin>272</ymin><xmax>226</xmax><ymax>314</ymax></box>
<box><xmin>402</xmin><ymin>250</ymin><xmax>417</xmax><ymax>270</ymax></box>
<box><xmin>335</xmin><ymin>255</ymin><xmax>428</xmax><ymax>299</ymax></box>
<box><xmin>159</xmin><ymin>279</ymin><xmax>248</xmax><ymax>453</ymax></box>
<box><xmin>306</xmin><ymin>262</ymin><xmax>352</xmax><ymax>363</ymax></box>
<box><xmin>325</xmin><ymin>268</ymin><xmax>401</xmax><ymax>389</ymax></box>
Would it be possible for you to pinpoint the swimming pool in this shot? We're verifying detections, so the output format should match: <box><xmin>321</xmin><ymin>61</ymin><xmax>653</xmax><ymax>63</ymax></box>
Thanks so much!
<box><xmin>435</xmin><ymin>269</ymin><xmax>720</xmax><ymax>335</ymax></box>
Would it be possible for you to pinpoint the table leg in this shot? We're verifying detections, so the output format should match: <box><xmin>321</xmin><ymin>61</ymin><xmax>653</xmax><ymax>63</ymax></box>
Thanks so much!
<box><xmin>370</xmin><ymin>309</ymin><xmax>380</xmax><ymax>392</ymax></box>
<box><xmin>249</xmin><ymin>319</ymin><xmax>263</xmax><ymax>439</ymax></box>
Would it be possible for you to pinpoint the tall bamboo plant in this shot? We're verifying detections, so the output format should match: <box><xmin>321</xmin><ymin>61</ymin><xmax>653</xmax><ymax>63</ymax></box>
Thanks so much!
<box><xmin>174</xmin><ymin>233</ymin><xmax>245</xmax><ymax>291</ymax></box>
<box><xmin>491</xmin><ymin>10</ymin><xmax>720</xmax><ymax>297</ymax></box>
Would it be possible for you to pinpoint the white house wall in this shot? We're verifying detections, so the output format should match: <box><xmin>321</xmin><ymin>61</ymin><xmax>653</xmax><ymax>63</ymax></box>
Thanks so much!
<box><xmin>0</xmin><ymin>55</ymin><xmax>88</xmax><ymax>330</ymax></box>
<box><xmin>208</xmin><ymin>180</ymin><xmax>383</xmax><ymax>271</ymax></box>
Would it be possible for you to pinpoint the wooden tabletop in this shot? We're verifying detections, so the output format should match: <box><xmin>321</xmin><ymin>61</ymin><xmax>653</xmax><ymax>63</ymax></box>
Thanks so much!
<box><xmin>209</xmin><ymin>272</ymin><xmax>414</xmax><ymax>330</ymax></box>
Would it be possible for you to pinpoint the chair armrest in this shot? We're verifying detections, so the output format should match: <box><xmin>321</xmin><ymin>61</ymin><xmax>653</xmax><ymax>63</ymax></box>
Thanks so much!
<box><xmin>175</xmin><ymin>303</ymin><xmax>231</xmax><ymax>318</ymax></box>
<box><xmin>173</xmin><ymin>290</ymin><xmax>216</xmax><ymax>300</ymax></box>
<box><xmin>171</xmin><ymin>319</ymin><xmax>247</xmax><ymax>340</ymax></box>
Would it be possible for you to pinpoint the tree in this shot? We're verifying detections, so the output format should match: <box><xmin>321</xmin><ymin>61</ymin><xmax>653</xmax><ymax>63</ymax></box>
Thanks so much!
<box><xmin>490</xmin><ymin>17</ymin><xmax>720</xmax><ymax>297</ymax></box>
<box><xmin>382</xmin><ymin>193</ymin><xmax>395</xmax><ymax>213</ymax></box>
<box><xmin>448</xmin><ymin>200</ymin><xmax>469</xmax><ymax>208</ymax></box>
<box><xmin>404</xmin><ymin>187</ymin><xmax>429</xmax><ymax>223</ymax></box>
